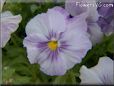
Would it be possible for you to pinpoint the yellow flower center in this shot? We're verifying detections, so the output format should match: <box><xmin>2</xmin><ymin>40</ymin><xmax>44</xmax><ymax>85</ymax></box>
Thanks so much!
<box><xmin>48</xmin><ymin>41</ymin><xmax>58</xmax><ymax>51</ymax></box>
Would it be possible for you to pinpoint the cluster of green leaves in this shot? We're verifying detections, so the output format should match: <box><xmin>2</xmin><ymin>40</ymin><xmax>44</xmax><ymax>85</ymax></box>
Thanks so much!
<box><xmin>2</xmin><ymin>1</ymin><xmax>114</xmax><ymax>85</ymax></box>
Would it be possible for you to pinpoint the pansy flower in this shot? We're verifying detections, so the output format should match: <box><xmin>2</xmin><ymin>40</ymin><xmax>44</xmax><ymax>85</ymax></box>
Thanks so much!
<box><xmin>80</xmin><ymin>57</ymin><xmax>114</xmax><ymax>85</ymax></box>
<box><xmin>0</xmin><ymin>0</ymin><xmax>22</xmax><ymax>48</ymax></box>
<box><xmin>65</xmin><ymin>0</ymin><xmax>103</xmax><ymax>44</ymax></box>
<box><xmin>23</xmin><ymin>7</ymin><xmax>92</xmax><ymax>76</ymax></box>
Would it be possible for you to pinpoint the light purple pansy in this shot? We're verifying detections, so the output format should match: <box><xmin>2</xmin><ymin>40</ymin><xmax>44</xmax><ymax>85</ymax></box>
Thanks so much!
<box><xmin>23</xmin><ymin>7</ymin><xmax>92</xmax><ymax>76</ymax></box>
<box><xmin>0</xmin><ymin>0</ymin><xmax>22</xmax><ymax>48</ymax></box>
<box><xmin>80</xmin><ymin>57</ymin><xmax>114</xmax><ymax>85</ymax></box>
<box><xmin>65</xmin><ymin>0</ymin><xmax>103</xmax><ymax>45</ymax></box>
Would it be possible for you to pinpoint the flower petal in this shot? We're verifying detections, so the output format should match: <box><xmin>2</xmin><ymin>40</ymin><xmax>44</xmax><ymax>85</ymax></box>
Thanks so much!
<box><xmin>67</xmin><ymin>14</ymin><xmax>88</xmax><ymax>32</ymax></box>
<box><xmin>0</xmin><ymin>11</ymin><xmax>22</xmax><ymax>48</ymax></box>
<box><xmin>91</xmin><ymin>57</ymin><xmax>114</xmax><ymax>84</ymax></box>
<box><xmin>40</xmin><ymin>53</ymin><xmax>67</xmax><ymax>76</ymax></box>
<box><xmin>47</xmin><ymin>6</ymin><xmax>69</xmax><ymax>33</ymax></box>
<box><xmin>25</xmin><ymin>13</ymin><xmax>50</xmax><ymax>37</ymax></box>
<box><xmin>80</xmin><ymin>57</ymin><xmax>114</xmax><ymax>84</ymax></box>
<box><xmin>83</xmin><ymin>0</ymin><xmax>99</xmax><ymax>22</ymax></box>
<box><xmin>88</xmin><ymin>23</ymin><xmax>103</xmax><ymax>44</ymax></box>
<box><xmin>80</xmin><ymin>66</ymin><xmax>102</xmax><ymax>84</ymax></box>
<box><xmin>0</xmin><ymin>31</ymin><xmax>10</xmax><ymax>48</ymax></box>
<box><xmin>26</xmin><ymin>7</ymin><xmax>69</xmax><ymax>38</ymax></box>
<box><xmin>59</xmin><ymin>50</ymin><xmax>86</xmax><ymax>70</ymax></box>
<box><xmin>65</xmin><ymin>0</ymin><xmax>87</xmax><ymax>16</ymax></box>
<box><xmin>1</xmin><ymin>11</ymin><xmax>22</xmax><ymax>33</ymax></box>
<box><xmin>60</xmin><ymin>27</ymin><xmax>92</xmax><ymax>50</ymax></box>
<box><xmin>23</xmin><ymin>34</ymin><xmax>48</xmax><ymax>64</ymax></box>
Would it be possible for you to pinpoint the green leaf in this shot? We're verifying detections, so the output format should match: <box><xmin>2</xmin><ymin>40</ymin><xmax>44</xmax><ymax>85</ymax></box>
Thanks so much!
<box><xmin>53</xmin><ymin>71</ymin><xmax>76</xmax><ymax>84</ymax></box>
<box><xmin>12</xmin><ymin>75</ymin><xmax>31</xmax><ymax>84</ymax></box>
<box><xmin>107</xmin><ymin>34</ymin><xmax>114</xmax><ymax>53</ymax></box>
<box><xmin>2</xmin><ymin>67</ymin><xmax>15</xmax><ymax>84</ymax></box>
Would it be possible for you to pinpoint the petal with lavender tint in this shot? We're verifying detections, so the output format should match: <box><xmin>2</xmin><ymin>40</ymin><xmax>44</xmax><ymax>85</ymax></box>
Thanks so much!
<box><xmin>40</xmin><ymin>54</ymin><xmax>67</xmax><ymax>76</ymax></box>
<box><xmin>23</xmin><ymin>34</ymin><xmax>48</xmax><ymax>64</ymax></box>
<box><xmin>60</xmin><ymin>26</ymin><xmax>92</xmax><ymax>50</ymax></box>
<box><xmin>58</xmin><ymin>24</ymin><xmax>92</xmax><ymax>69</ymax></box>
<box><xmin>26</xmin><ymin>7</ymin><xmax>69</xmax><ymax>36</ymax></box>
<box><xmin>60</xmin><ymin>49</ymin><xmax>89</xmax><ymax>70</ymax></box>
<box><xmin>80</xmin><ymin>57</ymin><xmax>114</xmax><ymax>84</ymax></box>
<box><xmin>88</xmin><ymin>23</ymin><xmax>103</xmax><ymax>44</ymax></box>
<box><xmin>1</xmin><ymin>11</ymin><xmax>22</xmax><ymax>32</ymax></box>
<box><xmin>0</xmin><ymin>11</ymin><xmax>22</xmax><ymax>48</ymax></box>
<box><xmin>55</xmin><ymin>29</ymin><xmax>90</xmax><ymax>70</ymax></box>
<box><xmin>25</xmin><ymin>13</ymin><xmax>50</xmax><ymax>36</ymax></box>
<box><xmin>91</xmin><ymin>57</ymin><xmax>114</xmax><ymax>84</ymax></box>
<box><xmin>65</xmin><ymin>0</ymin><xmax>87</xmax><ymax>16</ymax></box>
<box><xmin>47</xmin><ymin>6</ymin><xmax>69</xmax><ymax>33</ymax></box>
<box><xmin>67</xmin><ymin>14</ymin><xmax>88</xmax><ymax>32</ymax></box>
<box><xmin>80</xmin><ymin>66</ymin><xmax>102</xmax><ymax>84</ymax></box>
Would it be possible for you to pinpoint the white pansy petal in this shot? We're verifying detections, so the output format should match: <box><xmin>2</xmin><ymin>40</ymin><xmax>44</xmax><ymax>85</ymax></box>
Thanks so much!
<box><xmin>40</xmin><ymin>55</ymin><xmax>67</xmax><ymax>76</ymax></box>
<box><xmin>23</xmin><ymin>35</ymin><xmax>48</xmax><ymax>64</ymax></box>
<box><xmin>47</xmin><ymin>6</ymin><xmax>69</xmax><ymax>33</ymax></box>
<box><xmin>61</xmin><ymin>28</ymin><xmax>92</xmax><ymax>50</ymax></box>
<box><xmin>64</xmin><ymin>15</ymin><xmax>91</xmax><ymax>50</ymax></box>
<box><xmin>60</xmin><ymin>49</ymin><xmax>91</xmax><ymax>69</ymax></box>
<box><xmin>36</xmin><ymin>48</ymin><xmax>50</xmax><ymax>65</ymax></box>
<box><xmin>91</xmin><ymin>57</ymin><xmax>114</xmax><ymax>84</ymax></box>
<box><xmin>26</xmin><ymin>7</ymin><xmax>69</xmax><ymax>36</ymax></box>
<box><xmin>59</xmin><ymin>51</ymin><xmax>81</xmax><ymax>70</ymax></box>
<box><xmin>25</xmin><ymin>13</ymin><xmax>50</xmax><ymax>36</ymax></box>
<box><xmin>23</xmin><ymin>34</ymin><xmax>48</xmax><ymax>46</ymax></box>
<box><xmin>1</xmin><ymin>11</ymin><xmax>22</xmax><ymax>33</ymax></box>
<box><xmin>67</xmin><ymin>14</ymin><xmax>88</xmax><ymax>32</ymax></box>
<box><xmin>88</xmin><ymin>23</ymin><xmax>103</xmax><ymax>44</ymax></box>
<box><xmin>0</xmin><ymin>11</ymin><xmax>22</xmax><ymax>48</ymax></box>
<box><xmin>25</xmin><ymin>47</ymin><xmax>39</xmax><ymax>64</ymax></box>
<box><xmin>65</xmin><ymin>49</ymin><xmax>90</xmax><ymax>60</ymax></box>
<box><xmin>80</xmin><ymin>57</ymin><xmax>114</xmax><ymax>84</ymax></box>
<box><xmin>0</xmin><ymin>32</ymin><xmax>10</xmax><ymax>47</ymax></box>
<box><xmin>23</xmin><ymin>34</ymin><xmax>48</xmax><ymax>64</ymax></box>
<box><xmin>23</xmin><ymin>37</ymin><xmax>39</xmax><ymax>64</ymax></box>
<box><xmin>80</xmin><ymin>66</ymin><xmax>103</xmax><ymax>84</ymax></box>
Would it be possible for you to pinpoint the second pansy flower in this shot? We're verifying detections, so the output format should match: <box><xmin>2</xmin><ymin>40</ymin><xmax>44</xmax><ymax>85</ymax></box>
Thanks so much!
<box><xmin>23</xmin><ymin>7</ymin><xmax>92</xmax><ymax>76</ymax></box>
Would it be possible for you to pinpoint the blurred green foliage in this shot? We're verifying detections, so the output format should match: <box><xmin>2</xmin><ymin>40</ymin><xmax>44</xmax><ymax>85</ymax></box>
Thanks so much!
<box><xmin>2</xmin><ymin>1</ymin><xmax>114</xmax><ymax>85</ymax></box>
